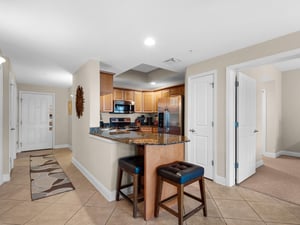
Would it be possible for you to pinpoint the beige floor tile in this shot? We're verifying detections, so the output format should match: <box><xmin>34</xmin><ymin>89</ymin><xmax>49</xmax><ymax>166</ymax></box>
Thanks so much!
<box><xmin>186</xmin><ymin>216</ymin><xmax>226</xmax><ymax>225</ymax></box>
<box><xmin>85</xmin><ymin>192</ymin><xmax>116</xmax><ymax>208</ymax></box>
<box><xmin>106</xmin><ymin>207</ymin><xmax>146</xmax><ymax>225</ymax></box>
<box><xmin>249</xmin><ymin>202</ymin><xmax>300</xmax><ymax>224</ymax></box>
<box><xmin>237</xmin><ymin>187</ymin><xmax>278</xmax><ymax>203</ymax></box>
<box><xmin>0</xmin><ymin>201</ymin><xmax>50</xmax><ymax>224</ymax></box>
<box><xmin>208</xmin><ymin>185</ymin><xmax>243</xmax><ymax>200</ymax></box>
<box><xmin>65</xmin><ymin>206</ymin><xmax>114</xmax><ymax>225</ymax></box>
<box><xmin>0</xmin><ymin>184</ymin><xmax>30</xmax><ymax>201</ymax></box>
<box><xmin>33</xmin><ymin>192</ymin><xmax>65</xmax><ymax>204</ymax></box>
<box><xmin>184</xmin><ymin>198</ymin><xmax>221</xmax><ymax>218</ymax></box>
<box><xmin>215</xmin><ymin>199</ymin><xmax>260</xmax><ymax>221</ymax></box>
<box><xmin>224</xmin><ymin>218</ymin><xmax>265</xmax><ymax>225</ymax></box>
<box><xmin>55</xmin><ymin>189</ymin><xmax>95</xmax><ymax>205</ymax></box>
<box><xmin>25</xmin><ymin>203</ymin><xmax>81</xmax><ymax>225</ymax></box>
<box><xmin>0</xmin><ymin>199</ymin><xmax>23</xmax><ymax>215</ymax></box>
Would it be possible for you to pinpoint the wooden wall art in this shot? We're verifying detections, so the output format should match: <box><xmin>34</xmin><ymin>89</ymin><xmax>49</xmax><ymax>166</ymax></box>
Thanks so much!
<box><xmin>76</xmin><ymin>85</ymin><xmax>84</xmax><ymax>118</ymax></box>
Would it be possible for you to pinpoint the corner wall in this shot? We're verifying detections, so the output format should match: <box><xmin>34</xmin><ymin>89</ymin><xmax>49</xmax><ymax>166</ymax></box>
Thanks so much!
<box><xmin>185</xmin><ymin>31</ymin><xmax>300</xmax><ymax>178</ymax></box>
<box><xmin>282</xmin><ymin>69</ymin><xmax>300</xmax><ymax>153</ymax></box>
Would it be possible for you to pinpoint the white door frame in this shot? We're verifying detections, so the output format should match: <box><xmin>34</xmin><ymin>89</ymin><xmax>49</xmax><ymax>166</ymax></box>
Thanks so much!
<box><xmin>19</xmin><ymin>91</ymin><xmax>56</xmax><ymax>151</ymax></box>
<box><xmin>226</xmin><ymin>48</ymin><xmax>300</xmax><ymax>186</ymax></box>
<box><xmin>0</xmin><ymin>64</ymin><xmax>3</xmax><ymax>184</ymax></box>
<box><xmin>261</xmin><ymin>89</ymin><xmax>267</xmax><ymax>156</ymax></box>
<box><xmin>186</xmin><ymin>70</ymin><xmax>218</xmax><ymax>182</ymax></box>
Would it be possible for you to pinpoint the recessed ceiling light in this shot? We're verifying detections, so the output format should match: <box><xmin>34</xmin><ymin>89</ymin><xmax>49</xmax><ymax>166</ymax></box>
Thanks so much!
<box><xmin>150</xmin><ymin>82</ymin><xmax>156</xmax><ymax>85</ymax></box>
<box><xmin>144</xmin><ymin>37</ymin><xmax>155</xmax><ymax>47</ymax></box>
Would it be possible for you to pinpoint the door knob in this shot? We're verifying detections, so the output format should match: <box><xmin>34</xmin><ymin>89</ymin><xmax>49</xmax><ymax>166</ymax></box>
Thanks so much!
<box><xmin>253</xmin><ymin>129</ymin><xmax>259</xmax><ymax>133</ymax></box>
<box><xmin>189</xmin><ymin>129</ymin><xmax>195</xmax><ymax>133</ymax></box>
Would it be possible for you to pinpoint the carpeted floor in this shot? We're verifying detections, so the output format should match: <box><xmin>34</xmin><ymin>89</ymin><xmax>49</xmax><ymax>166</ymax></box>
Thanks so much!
<box><xmin>240</xmin><ymin>155</ymin><xmax>300</xmax><ymax>205</ymax></box>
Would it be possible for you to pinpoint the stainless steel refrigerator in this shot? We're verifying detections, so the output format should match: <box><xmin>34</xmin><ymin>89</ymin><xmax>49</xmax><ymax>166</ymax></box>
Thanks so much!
<box><xmin>158</xmin><ymin>95</ymin><xmax>184</xmax><ymax>135</ymax></box>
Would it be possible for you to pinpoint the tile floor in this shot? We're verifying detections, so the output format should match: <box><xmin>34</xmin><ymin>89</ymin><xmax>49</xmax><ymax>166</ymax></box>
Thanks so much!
<box><xmin>0</xmin><ymin>148</ymin><xmax>300</xmax><ymax>225</ymax></box>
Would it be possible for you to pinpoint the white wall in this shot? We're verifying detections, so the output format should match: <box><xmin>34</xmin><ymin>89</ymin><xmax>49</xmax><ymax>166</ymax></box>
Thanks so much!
<box><xmin>282</xmin><ymin>69</ymin><xmax>300</xmax><ymax>153</ymax></box>
<box><xmin>72</xmin><ymin>60</ymin><xmax>135</xmax><ymax>200</ymax></box>
<box><xmin>185</xmin><ymin>31</ymin><xmax>300</xmax><ymax>178</ymax></box>
<box><xmin>17</xmin><ymin>84</ymin><xmax>71</xmax><ymax>148</ymax></box>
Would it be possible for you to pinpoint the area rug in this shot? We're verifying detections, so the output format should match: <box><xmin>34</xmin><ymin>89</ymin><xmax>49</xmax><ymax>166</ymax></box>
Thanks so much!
<box><xmin>30</xmin><ymin>153</ymin><xmax>75</xmax><ymax>200</ymax></box>
<box><xmin>240</xmin><ymin>156</ymin><xmax>300</xmax><ymax>205</ymax></box>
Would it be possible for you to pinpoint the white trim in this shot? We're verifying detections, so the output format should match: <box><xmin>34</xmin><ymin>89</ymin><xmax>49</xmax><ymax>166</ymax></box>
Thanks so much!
<box><xmin>256</xmin><ymin>160</ymin><xmax>264</xmax><ymax>168</ymax></box>
<box><xmin>2</xmin><ymin>174</ymin><xmax>10</xmax><ymax>183</ymax></box>
<box><xmin>264</xmin><ymin>150</ymin><xmax>300</xmax><ymax>158</ymax></box>
<box><xmin>225</xmin><ymin>48</ymin><xmax>300</xmax><ymax>187</ymax></box>
<box><xmin>72</xmin><ymin>156</ymin><xmax>115</xmax><ymax>202</ymax></box>
<box><xmin>0</xmin><ymin>64</ymin><xmax>3</xmax><ymax>184</ymax></box>
<box><xmin>54</xmin><ymin>144</ymin><xmax>71</xmax><ymax>149</ymax></box>
<box><xmin>214</xmin><ymin>175</ymin><xmax>226</xmax><ymax>186</ymax></box>
<box><xmin>186</xmin><ymin>70</ymin><xmax>217</xmax><ymax>181</ymax></box>
<box><xmin>226</xmin><ymin>69</ymin><xmax>236</xmax><ymax>186</ymax></box>
<box><xmin>261</xmin><ymin>89</ymin><xmax>267</xmax><ymax>155</ymax></box>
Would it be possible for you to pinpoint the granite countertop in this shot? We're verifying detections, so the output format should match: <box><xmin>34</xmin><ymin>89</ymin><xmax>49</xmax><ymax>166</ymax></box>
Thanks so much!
<box><xmin>89</xmin><ymin>128</ymin><xmax>189</xmax><ymax>145</ymax></box>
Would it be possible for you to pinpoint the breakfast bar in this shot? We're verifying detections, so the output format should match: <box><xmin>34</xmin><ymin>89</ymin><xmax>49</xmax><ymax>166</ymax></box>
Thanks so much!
<box><xmin>90</xmin><ymin>129</ymin><xmax>189</xmax><ymax>220</ymax></box>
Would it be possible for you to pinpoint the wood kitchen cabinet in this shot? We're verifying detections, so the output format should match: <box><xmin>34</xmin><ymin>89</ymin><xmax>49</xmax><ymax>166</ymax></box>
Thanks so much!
<box><xmin>113</xmin><ymin>89</ymin><xmax>124</xmax><ymax>100</ymax></box>
<box><xmin>134</xmin><ymin>91</ymin><xmax>143</xmax><ymax>112</ymax></box>
<box><xmin>169</xmin><ymin>85</ymin><xmax>184</xmax><ymax>96</ymax></box>
<box><xmin>100</xmin><ymin>94</ymin><xmax>113</xmax><ymax>112</ymax></box>
<box><xmin>153</xmin><ymin>91</ymin><xmax>161</xmax><ymax>112</ymax></box>
<box><xmin>124</xmin><ymin>90</ymin><xmax>134</xmax><ymax>102</ymax></box>
<box><xmin>143</xmin><ymin>92</ymin><xmax>154</xmax><ymax>112</ymax></box>
<box><xmin>160</xmin><ymin>89</ymin><xmax>170</xmax><ymax>98</ymax></box>
<box><xmin>100</xmin><ymin>72</ymin><xmax>113</xmax><ymax>95</ymax></box>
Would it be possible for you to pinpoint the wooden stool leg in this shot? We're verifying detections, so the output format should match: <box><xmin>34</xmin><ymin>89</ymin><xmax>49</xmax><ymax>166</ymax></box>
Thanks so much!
<box><xmin>133</xmin><ymin>173</ymin><xmax>138</xmax><ymax>218</ymax></box>
<box><xmin>155</xmin><ymin>175</ymin><xmax>163</xmax><ymax>217</ymax></box>
<box><xmin>116</xmin><ymin>167</ymin><xmax>123</xmax><ymax>201</ymax></box>
<box><xmin>178</xmin><ymin>184</ymin><xmax>184</xmax><ymax>225</ymax></box>
<box><xmin>199</xmin><ymin>177</ymin><xmax>207</xmax><ymax>216</ymax></box>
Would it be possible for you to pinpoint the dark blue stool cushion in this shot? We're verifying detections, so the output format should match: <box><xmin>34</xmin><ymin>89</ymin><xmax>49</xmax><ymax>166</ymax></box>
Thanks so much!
<box><xmin>157</xmin><ymin>161</ymin><xmax>204</xmax><ymax>184</ymax></box>
<box><xmin>119</xmin><ymin>155</ymin><xmax>144</xmax><ymax>175</ymax></box>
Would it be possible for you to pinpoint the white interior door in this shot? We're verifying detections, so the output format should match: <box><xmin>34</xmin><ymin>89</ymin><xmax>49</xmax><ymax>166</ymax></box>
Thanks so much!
<box><xmin>237</xmin><ymin>72</ymin><xmax>257</xmax><ymax>183</ymax></box>
<box><xmin>188</xmin><ymin>73</ymin><xmax>214</xmax><ymax>179</ymax></box>
<box><xmin>0</xmin><ymin>64</ymin><xmax>3</xmax><ymax>184</ymax></box>
<box><xmin>20</xmin><ymin>92</ymin><xmax>54</xmax><ymax>151</ymax></box>
<box><xmin>9</xmin><ymin>75</ymin><xmax>17</xmax><ymax>169</ymax></box>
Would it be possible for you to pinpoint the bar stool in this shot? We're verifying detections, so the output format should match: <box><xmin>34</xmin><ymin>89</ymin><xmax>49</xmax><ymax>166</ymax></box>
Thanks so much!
<box><xmin>116</xmin><ymin>155</ymin><xmax>144</xmax><ymax>218</ymax></box>
<box><xmin>155</xmin><ymin>161</ymin><xmax>207</xmax><ymax>225</ymax></box>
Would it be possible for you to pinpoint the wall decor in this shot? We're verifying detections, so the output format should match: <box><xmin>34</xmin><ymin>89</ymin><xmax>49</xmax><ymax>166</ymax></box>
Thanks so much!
<box><xmin>76</xmin><ymin>85</ymin><xmax>84</xmax><ymax>118</ymax></box>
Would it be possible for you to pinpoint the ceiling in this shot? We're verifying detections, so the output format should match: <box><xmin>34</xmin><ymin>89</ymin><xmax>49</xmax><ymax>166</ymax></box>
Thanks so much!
<box><xmin>0</xmin><ymin>1</ymin><xmax>300</xmax><ymax>88</ymax></box>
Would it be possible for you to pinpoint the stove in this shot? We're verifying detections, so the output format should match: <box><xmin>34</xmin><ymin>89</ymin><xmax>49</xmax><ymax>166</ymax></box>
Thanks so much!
<box><xmin>109</xmin><ymin>117</ymin><xmax>139</xmax><ymax>131</ymax></box>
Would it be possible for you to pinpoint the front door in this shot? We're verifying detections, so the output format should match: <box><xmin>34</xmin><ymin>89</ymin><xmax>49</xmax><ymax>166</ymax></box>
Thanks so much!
<box><xmin>236</xmin><ymin>72</ymin><xmax>257</xmax><ymax>183</ymax></box>
<box><xmin>20</xmin><ymin>92</ymin><xmax>54</xmax><ymax>151</ymax></box>
<box><xmin>188</xmin><ymin>73</ymin><xmax>214</xmax><ymax>179</ymax></box>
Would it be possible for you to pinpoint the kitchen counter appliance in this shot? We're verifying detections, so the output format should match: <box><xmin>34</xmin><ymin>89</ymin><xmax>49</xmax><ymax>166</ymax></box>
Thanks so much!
<box><xmin>109</xmin><ymin>117</ymin><xmax>139</xmax><ymax>131</ymax></box>
<box><xmin>158</xmin><ymin>95</ymin><xmax>183</xmax><ymax>135</ymax></box>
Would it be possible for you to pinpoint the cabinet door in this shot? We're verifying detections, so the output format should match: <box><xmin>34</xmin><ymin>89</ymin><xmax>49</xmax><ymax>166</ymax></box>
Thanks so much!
<box><xmin>153</xmin><ymin>91</ymin><xmax>161</xmax><ymax>112</ymax></box>
<box><xmin>100</xmin><ymin>94</ymin><xmax>113</xmax><ymax>112</ymax></box>
<box><xmin>169</xmin><ymin>85</ymin><xmax>184</xmax><ymax>96</ymax></box>
<box><xmin>124</xmin><ymin>90</ymin><xmax>134</xmax><ymax>102</ymax></box>
<box><xmin>100</xmin><ymin>72</ymin><xmax>113</xmax><ymax>95</ymax></box>
<box><xmin>114</xmin><ymin>89</ymin><xmax>124</xmax><ymax>100</ymax></box>
<box><xmin>134</xmin><ymin>91</ymin><xmax>143</xmax><ymax>112</ymax></box>
<box><xmin>161</xmin><ymin>89</ymin><xmax>169</xmax><ymax>97</ymax></box>
<box><xmin>143</xmin><ymin>92</ymin><xmax>154</xmax><ymax>113</ymax></box>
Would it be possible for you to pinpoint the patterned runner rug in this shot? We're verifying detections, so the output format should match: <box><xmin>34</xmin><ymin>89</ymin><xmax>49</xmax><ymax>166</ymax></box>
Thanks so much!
<box><xmin>30</xmin><ymin>153</ymin><xmax>75</xmax><ymax>200</ymax></box>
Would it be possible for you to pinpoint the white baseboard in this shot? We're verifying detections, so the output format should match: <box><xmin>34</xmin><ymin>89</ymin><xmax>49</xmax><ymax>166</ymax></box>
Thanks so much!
<box><xmin>264</xmin><ymin>150</ymin><xmax>300</xmax><ymax>158</ymax></box>
<box><xmin>72</xmin><ymin>157</ymin><xmax>115</xmax><ymax>202</ymax></box>
<box><xmin>256</xmin><ymin>160</ymin><xmax>264</xmax><ymax>168</ymax></box>
<box><xmin>54</xmin><ymin>144</ymin><xmax>71</xmax><ymax>149</ymax></box>
<box><xmin>3</xmin><ymin>174</ymin><xmax>10</xmax><ymax>183</ymax></box>
<box><xmin>214</xmin><ymin>175</ymin><xmax>226</xmax><ymax>186</ymax></box>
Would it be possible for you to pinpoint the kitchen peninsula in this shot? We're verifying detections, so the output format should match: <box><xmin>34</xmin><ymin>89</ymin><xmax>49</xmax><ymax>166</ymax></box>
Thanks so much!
<box><xmin>90</xmin><ymin>128</ymin><xmax>189</xmax><ymax>220</ymax></box>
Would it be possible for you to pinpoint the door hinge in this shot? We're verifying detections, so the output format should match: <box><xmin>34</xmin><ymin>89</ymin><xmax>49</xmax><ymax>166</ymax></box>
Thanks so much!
<box><xmin>210</xmin><ymin>82</ymin><xmax>214</xmax><ymax>88</ymax></box>
<box><xmin>20</xmin><ymin>142</ymin><xmax>22</xmax><ymax>147</ymax></box>
<box><xmin>235</xmin><ymin>162</ymin><xmax>239</xmax><ymax>169</ymax></box>
<box><xmin>235</xmin><ymin>121</ymin><xmax>239</xmax><ymax>128</ymax></box>
<box><xmin>211</xmin><ymin>160</ymin><xmax>214</xmax><ymax>166</ymax></box>
<box><xmin>211</xmin><ymin>121</ymin><xmax>214</xmax><ymax>127</ymax></box>
<box><xmin>235</xmin><ymin>81</ymin><xmax>239</xmax><ymax>87</ymax></box>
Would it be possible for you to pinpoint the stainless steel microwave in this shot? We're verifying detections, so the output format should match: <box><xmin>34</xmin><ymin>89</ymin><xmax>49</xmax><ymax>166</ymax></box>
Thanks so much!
<box><xmin>113</xmin><ymin>100</ymin><xmax>135</xmax><ymax>114</ymax></box>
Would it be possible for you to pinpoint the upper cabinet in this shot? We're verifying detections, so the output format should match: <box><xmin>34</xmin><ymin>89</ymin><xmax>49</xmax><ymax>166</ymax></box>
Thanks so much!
<box><xmin>143</xmin><ymin>92</ymin><xmax>154</xmax><ymax>113</ymax></box>
<box><xmin>124</xmin><ymin>90</ymin><xmax>134</xmax><ymax>102</ymax></box>
<box><xmin>113</xmin><ymin>89</ymin><xmax>124</xmax><ymax>100</ymax></box>
<box><xmin>169</xmin><ymin>85</ymin><xmax>185</xmax><ymax>96</ymax></box>
<box><xmin>100</xmin><ymin>72</ymin><xmax>113</xmax><ymax>96</ymax></box>
<box><xmin>134</xmin><ymin>91</ymin><xmax>143</xmax><ymax>112</ymax></box>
